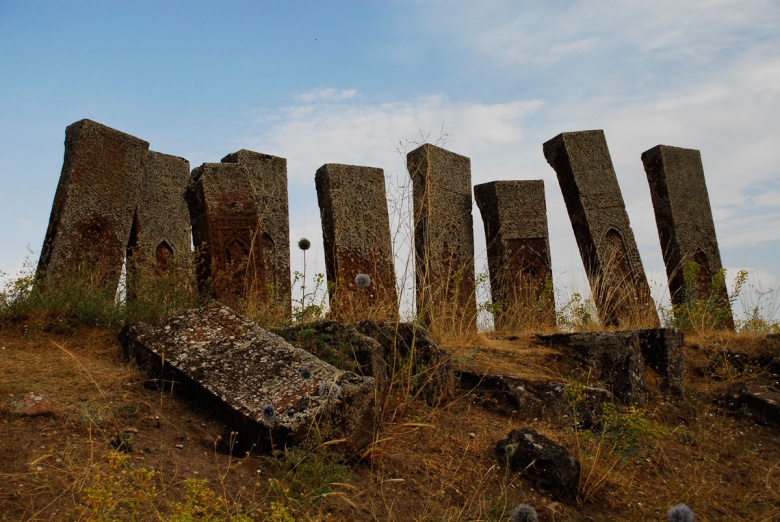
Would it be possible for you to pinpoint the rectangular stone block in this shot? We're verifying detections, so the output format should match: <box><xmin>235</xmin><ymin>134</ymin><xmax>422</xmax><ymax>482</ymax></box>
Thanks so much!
<box><xmin>187</xmin><ymin>151</ymin><xmax>291</xmax><ymax>319</ymax></box>
<box><xmin>37</xmin><ymin>119</ymin><xmax>191</xmax><ymax>298</ymax></box>
<box><xmin>120</xmin><ymin>303</ymin><xmax>377</xmax><ymax>453</ymax></box>
<box><xmin>315</xmin><ymin>164</ymin><xmax>398</xmax><ymax>321</ymax></box>
<box><xmin>187</xmin><ymin>163</ymin><xmax>260</xmax><ymax>299</ymax></box>
<box><xmin>535</xmin><ymin>328</ymin><xmax>684</xmax><ymax>402</ymax></box>
<box><xmin>641</xmin><ymin>145</ymin><xmax>734</xmax><ymax>329</ymax></box>
<box><xmin>407</xmin><ymin>144</ymin><xmax>477</xmax><ymax>335</ymax></box>
<box><xmin>543</xmin><ymin>130</ymin><xmax>659</xmax><ymax>328</ymax></box>
<box><xmin>223</xmin><ymin>150</ymin><xmax>292</xmax><ymax>318</ymax></box>
<box><xmin>474</xmin><ymin>180</ymin><xmax>555</xmax><ymax>330</ymax></box>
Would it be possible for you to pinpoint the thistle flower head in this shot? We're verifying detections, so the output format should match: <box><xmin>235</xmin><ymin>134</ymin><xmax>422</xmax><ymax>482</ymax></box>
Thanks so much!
<box><xmin>510</xmin><ymin>504</ymin><xmax>538</xmax><ymax>522</ymax></box>
<box><xmin>299</xmin><ymin>365</ymin><xmax>312</xmax><ymax>379</ymax></box>
<box><xmin>318</xmin><ymin>382</ymin><xmax>343</xmax><ymax>399</ymax></box>
<box><xmin>298</xmin><ymin>238</ymin><xmax>311</xmax><ymax>251</ymax></box>
<box><xmin>261</xmin><ymin>403</ymin><xmax>276</xmax><ymax>420</ymax></box>
<box><xmin>667</xmin><ymin>503</ymin><xmax>694</xmax><ymax>522</ymax></box>
<box><xmin>355</xmin><ymin>273</ymin><xmax>371</xmax><ymax>287</ymax></box>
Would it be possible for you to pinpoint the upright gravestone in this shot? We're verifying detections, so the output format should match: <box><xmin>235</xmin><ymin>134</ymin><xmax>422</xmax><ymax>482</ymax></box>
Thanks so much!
<box><xmin>315</xmin><ymin>164</ymin><xmax>398</xmax><ymax>321</ymax></box>
<box><xmin>474</xmin><ymin>180</ymin><xmax>555</xmax><ymax>330</ymax></box>
<box><xmin>407</xmin><ymin>144</ymin><xmax>477</xmax><ymax>335</ymax></box>
<box><xmin>543</xmin><ymin>130</ymin><xmax>659</xmax><ymax>328</ymax></box>
<box><xmin>186</xmin><ymin>151</ymin><xmax>291</xmax><ymax>319</ymax></box>
<box><xmin>187</xmin><ymin>163</ymin><xmax>261</xmax><ymax>301</ymax></box>
<box><xmin>223</xmin><ymin>150</ymin><xmax>291</xmax><ymax>318</ymax></box>
<box><xmin>642</xmin><ymin>145</ymin><xmax>734</xmax><ymax>329</ymax></box>
<box><xmin>37</xmin><ymin>119</ymin><xmax>191</xmax><ymax>297</ymax></box>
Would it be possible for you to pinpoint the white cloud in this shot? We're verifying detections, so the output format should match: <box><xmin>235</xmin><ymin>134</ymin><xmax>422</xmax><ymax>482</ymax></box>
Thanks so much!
<box><xmin>293</xmin><ymin>88</ymin><xmax>358</xmax><ymax>103</ymax></box>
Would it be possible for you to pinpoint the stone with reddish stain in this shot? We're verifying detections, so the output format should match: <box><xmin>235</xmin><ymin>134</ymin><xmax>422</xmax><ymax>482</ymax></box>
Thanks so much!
<box><xmin>9</xmin><ymin>393</ymin><xmax>53</xmax><ymax>417</ymax></box>
<box><xmin>315</xmin><ymin>164</ymin><xmax>398</xmax><ymax>321</ymax></box>
<box><xmin>37</xmin><ymin>119</ymin><xmax>190</xmax><ymax>298</ymax></box>
<box><xmin>474</xmin><ymin>180</ymin><xmax>555</xmax><ymax>329</ymax></box>
<box><xmin>120</xmin><ymin>302</ymin><xmax>377</xmax><ymax>454</ymax></box>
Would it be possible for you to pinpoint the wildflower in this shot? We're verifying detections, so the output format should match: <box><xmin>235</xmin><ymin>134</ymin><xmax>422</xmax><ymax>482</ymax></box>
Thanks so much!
<box><xmin>355</xmin><ymin>273</ymin><xmax>371</xmax><ymax>287</ymax></box>
<box><xmin>298</xmin><ymin>238</ymin><xmax>311</xmax><ymax>251</ymax></box>
<box><xmin>299</xmin><ymin>365</ymin><xmax>312</xmax><ymax>379</ymax></box>
<box><xmin>504</xmin><ymin>443</ymin><xmax>517</xmax><ymax>456</ymax></box>
<box><xmin>318</xmin><ymin>382</ymin><xmax>342</xmax><ymax>399</ymax></box>
<box><xmin>510</xmin><ymin>504</ymin><xmax>538</xmax><ymax>522</ymax></box>
<box><xmin>667</xmin><ymin>503</ymin><xmax>694</xmax><ymax>522</ymax></box>
<box><xmin>261</xmin><ymin>403</ymin><xmax>276</xmax><ymax>420</ymax></box>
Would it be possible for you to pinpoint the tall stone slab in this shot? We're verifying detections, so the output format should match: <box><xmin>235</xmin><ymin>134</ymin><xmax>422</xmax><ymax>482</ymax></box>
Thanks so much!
<box><xmin>223</xmin><ymin>150</ymin><xmax>291</xmax><ymax>318</ymax></box>
<box><xmin>315</xmin><ymin>164</ymin><xmax>398</xmax><ymax>321</ymax></box>
<box><xmin>407</xmin><ymin>144</ymin><xmax>477</xmax><ymax>335</ymax></box>
<box><xmin>474</xmin><ymin>180</ymin><xmax>555</xmax><ymax>330</ymax></box>
<box><xmin>37</xmin><ymin>119</ymin><xmax>191</xmax><ymax>297</ymax></box>
<box><xmin>186</xmin><ymin>151</ymin><xmax>291</xmax><ymax>319</ymax></box>
<box><xmin>543</xmin><ymin>130</ymin><xmax>659</xmax><ymax>328</ymax></box>
<box><xmin>641</xmin><ymin>145</ymin><xmax>734</xmax><ymax>329</ymax></box>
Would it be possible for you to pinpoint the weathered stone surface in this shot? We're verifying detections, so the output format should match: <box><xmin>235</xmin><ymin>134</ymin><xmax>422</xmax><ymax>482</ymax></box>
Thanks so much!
<box><xmin>474</xmin><ymin>180</ymin><xmax>555</xmax><ymax>330</ymax></box>
<box><xmin>355</xmin><ymin>321</ymin><xmax>456</xmax><ymax>405</ymax></box>
<box><xmin>543</xmin><ymin>130</ymin><xmax>658</xmax><ymax>328</ymax></box>
<box><xmin>635</xmin><ymin>328</ymin><xmax>685</xmax><ymax>396</ymax></box>
<box><xmin>535</xmin><ymin>329</ymin><xmax>684</xmax><ymax>402</ymax></box>
<box><xmin>120</xmin><ymin>303</ymin><xmax>377</xmax><ymax>453</ymax></box>
<box><xmin>724</xmin><ymin>382</ymin><xmax>780</xmax><ymax>426</ymax></box>
<box><xmin>7</xmin><ymin>392</ymin><xmax>53</xmax><ymax>417</ymax></box>
<box><xmin>642</xmin><ymin>145</ymin><xmax>734</xmax><ymax>329</ymax></box>
<box><xmin>457</xmin><ymin>372</ymin><xmax>610</xmax><ymax>428</ymax></box>
<box><xmin>187</xmin><ymin>151</ymin><xmax>291</xmax><ymax>318</ymax></box>
<box><xmin>407</xmin><ymin>144</ymin><xmax>477</xmax><ymax>335</ymax></box>
<box><xmin>275</xmin><ymin>321</ymin><xmax>455</xmax><ymax>406</ymax></box>
<box><xmin>223</xmin><ymin>151</ymin><xmax>291</xmax><ymax>315</ymax></box>
<box><xmin>37</xmin><ymin>119</ymin><xmax>191</xmax><ymax>297</ymax></box>
<box><xmin>497</xmin><ymin>428</ymin><xmax>580</xmax><ymax>502</ymax></box>
<box><xmin>315</xmin><ymin>164</ymin><xmax>398</xmax><ymax>321</ymax></box>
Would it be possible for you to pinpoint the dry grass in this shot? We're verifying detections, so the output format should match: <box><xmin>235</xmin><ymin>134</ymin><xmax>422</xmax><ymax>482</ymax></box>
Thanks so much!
<box><xmin>2</xmin><ymin>320</ymin><xmax>779</xmax><ymax>521</ymax></box>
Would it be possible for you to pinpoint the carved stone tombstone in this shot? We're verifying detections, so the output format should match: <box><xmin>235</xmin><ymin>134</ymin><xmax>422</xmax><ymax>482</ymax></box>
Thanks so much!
<box><xmin>37</xmin><ymin>119</ymin><xmax>191</xmax><ymax>298</ymax></box>
<box><xmin>187</xmin><ymin>163</ymin><xmax>259</xmax><ymax>301</ymax></box>
<box><xmin>224</xmin><ymin>150</ymin><xmax>291</xmax><ymax>317</ymax></box>
<box><xmin>407</xmin><ymin>144</ymin><xmax>477</xmax><ymax>335</ymax></box>
<box><xmin>186</xmin><ymin>151</ymin><xmax>291</xmax><ymax>319</ymax></box>
<box><xmin>474</xmin><ymin>180</ymin><xmax>555</xmax><ymax>330</ymax></box>
<box><xmin>543</xmin><ymin>130</ymin><xmax>659</xmax><ymax>328</ymax></box>
<box><xmin>315</xmin><ymin>164</ymin><xmax>398</xmax><ymax>321</ymax></box>
<box><xmin>642</xmin><ymin>145</ymin><xmax>734</xmax><ymax>329</ymax></box>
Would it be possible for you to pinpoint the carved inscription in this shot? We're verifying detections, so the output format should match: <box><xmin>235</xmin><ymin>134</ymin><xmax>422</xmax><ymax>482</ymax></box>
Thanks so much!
<box><xmin>543</xmin><ymin>130</ymin><xmax>659</xmax><ymax>328</ymax></box>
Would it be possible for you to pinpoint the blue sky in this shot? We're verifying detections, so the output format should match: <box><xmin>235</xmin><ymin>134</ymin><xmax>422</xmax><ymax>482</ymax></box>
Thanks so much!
<box><xmin>2</xmin><ymin>1</ymin><xmax>779</xmax><ymax>321</ymax></box>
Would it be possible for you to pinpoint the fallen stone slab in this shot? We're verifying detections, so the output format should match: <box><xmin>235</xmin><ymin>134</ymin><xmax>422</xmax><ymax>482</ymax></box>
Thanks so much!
<box><xmin>120</xmin><ymin>303</ymin><xmax>377</xmax><ymax>454</ymax></box>
<box><xmin>497</xmin><ymin>428</ymin><xmax>580</xmax><ymax>502</ymax></box>
<box><xmin>456</xmin><ymin>371</ymin><xmax>611</xmax><ymax>428</ymax></box>
<box><xmin>354</xmin><ymin>321</ymin><xmax>455</xmax><ymax>405</ymax></box>
<box><xmin>275</xmin><ymin>320</ymin><xmax>455</xmax><ymax>406</ymax></box>
<box><xmin>535</xmin><ymin>328</ymin><xmax>684</xmax><ymax>403</ymax></box>
<box><xmin>724</xmin><ymin>382</ymin><xmax>780</xmax><ymax>426</ymax></box>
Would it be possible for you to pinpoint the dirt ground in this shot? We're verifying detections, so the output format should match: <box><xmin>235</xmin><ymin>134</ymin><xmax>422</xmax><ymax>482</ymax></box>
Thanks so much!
<box><xmin>1</xmin><ymin>324</ymin><xmax>778</xmax><ymax>521</ymax></box>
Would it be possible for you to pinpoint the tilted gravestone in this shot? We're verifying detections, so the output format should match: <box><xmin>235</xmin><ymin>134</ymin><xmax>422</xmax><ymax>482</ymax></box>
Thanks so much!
<box><xmin>543</xmin><ymin>130</ymin><xmax>659</xmax><ymax>328</ymax></box>
<box><xmin>315</xmin><ymin>164</ymin><xmax>398</xmax><ymax>321</ymax></box>
<box><xmin>120</xmin><ymin>302</ymin><xmax>377</xmax><ymax>453</ymax></box>
<box><xmin>474</xmin><ymin>180</ymin><xmax>555</xmax><ymax>330</ymax></box>
<box><xmin>187</xmin><ymin>151</ymin><xmax>291</xmax><ymax>319</ymax></box>
<box><xmin>641</xmin><ymin>145</ymin><xmax>734</xmax><ymax>329</ymax></box>
<box><xmin>37</xmin><ymin>119</ymin><xmax>190</xmax><ymax>297</ymax></box>
<box><xmin>407</xmin><ymin>144</ymin><xmax>477</xmax><ymax>335</ymax></box>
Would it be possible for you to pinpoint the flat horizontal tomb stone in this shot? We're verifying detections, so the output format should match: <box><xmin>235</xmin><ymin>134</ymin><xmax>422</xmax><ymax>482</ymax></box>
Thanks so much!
<box><xmin>120</xmin><ymin>302</ymin><xmax>377</xmax><ymax>453</ymax></box>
